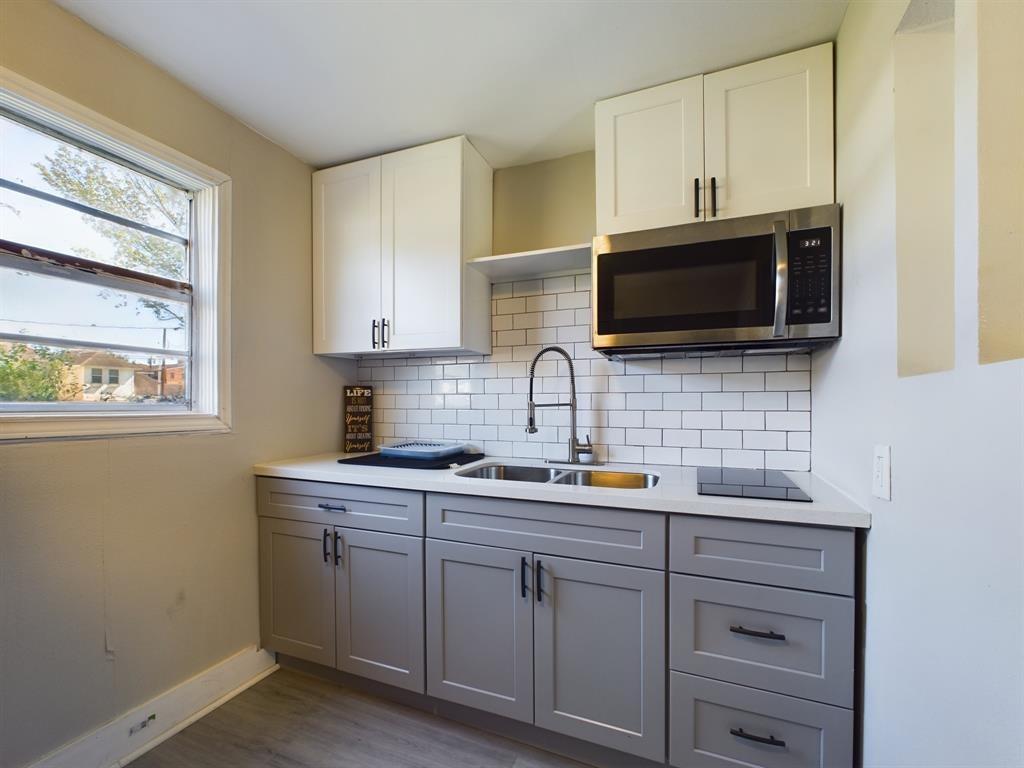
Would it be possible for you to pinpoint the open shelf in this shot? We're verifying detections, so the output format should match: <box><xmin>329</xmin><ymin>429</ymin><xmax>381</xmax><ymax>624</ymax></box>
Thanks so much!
<box><xmin>467</xmin><ymin>242</ymin><xmax>591</xmax><ymax>282</ymax></box>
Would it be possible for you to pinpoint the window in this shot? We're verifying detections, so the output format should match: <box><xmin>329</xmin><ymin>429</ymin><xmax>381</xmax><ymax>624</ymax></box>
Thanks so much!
<box><xmin>0</xmin><ymin>74</ymin><xmax>230</xmax><ymax>440</ymax></box>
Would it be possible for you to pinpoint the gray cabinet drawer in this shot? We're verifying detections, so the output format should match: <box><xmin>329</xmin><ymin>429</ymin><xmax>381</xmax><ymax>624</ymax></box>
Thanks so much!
<box><xmin>670</xmin><ymin>672</ymin><xmax>853</xmax><ymax>768</ymax></box>
<box><xmin>670</xmin><ymin>575</ymin><xmax>854</xmax><ymax>707</ymax></box>
<box><xmin>427</xmin><ymin>493</ymin><xmax>665</xmax><ymax>568</ymax></box>
<box><xmin>257</xmin><ymin>477</ymin><xmax>424</xmax><ymax>535</ymax></box>
<box><xmin>669</xmin><ymin>515</ymin><xmax>854</xmax><ymax>595</ymax></box>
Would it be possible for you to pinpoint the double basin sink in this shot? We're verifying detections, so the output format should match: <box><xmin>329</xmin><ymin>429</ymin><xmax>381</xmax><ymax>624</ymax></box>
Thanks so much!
<box><xmin>456</xmin><ymin>463</ymin><xmax>659</xmax><ymax>490</ymax></box>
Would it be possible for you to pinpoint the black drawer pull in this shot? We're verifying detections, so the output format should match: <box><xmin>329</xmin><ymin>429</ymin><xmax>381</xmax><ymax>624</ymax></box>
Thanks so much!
<box><xmin>322</xmin><ymin>528</ymin><xmax>330</xmax><ymax>563</ymax></box>
<box><xmin>730</xmin><ymin>727</ymin><xmax>786</xmax><ymax>748</ymax></box>
<box><xmin>730</xmin><ymin>625</ymin><xmax>786</xmax><ymax>641</ymax></box>
<box><xmin>536</xmin><ymin>559</ymin><xmax>543</xmax><ymax>603</ymax></box>
<box><xmin>520</xmin><ymin>557</ymin><xmax>528</xmax><ymax>599</ymax></box>
<box><xmin>334</xmin><ymin>531</ymin><xmax>343</xmax><ymax>566</ymax></box>
<box><xmin>694</xmin><ymin>177</ymin><xmax>700</xmax><ymax>218</ymax></box>
<box><xmin>711</xmin><ymin>176</ymin><xmax>718</xmax><ymax>217</ymax></box>
<box><xmin>317</xmin><ymin>502</ymin><xmax>347</xmax><ymax>513</ymax></box>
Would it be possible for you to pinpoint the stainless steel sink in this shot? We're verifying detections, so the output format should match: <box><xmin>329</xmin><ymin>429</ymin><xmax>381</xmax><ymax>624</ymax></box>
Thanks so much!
<box><xmin>552</xmin><ymin>470</ymin><xmax>659</xmax><ymax>489</ymax></box>
<box><xmin>456</xmin><ymin>464</ymin><xmax>564</xmax><ymax>483</ymax></box>
<box><xmin>455</xmin><ymin>463</ymin><xmax>658</xmax><ymax>489</ymax></box>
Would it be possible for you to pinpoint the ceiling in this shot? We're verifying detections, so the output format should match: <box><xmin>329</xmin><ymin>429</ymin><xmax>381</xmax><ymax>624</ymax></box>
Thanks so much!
<box><xmin>57</xmin><ymin>0</ymin><xmax>849</xmax><ymax>169</ymax></box>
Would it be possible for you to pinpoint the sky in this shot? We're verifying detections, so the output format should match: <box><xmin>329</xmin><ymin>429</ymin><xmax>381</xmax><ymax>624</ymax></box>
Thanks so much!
<box><xmin>0</xmin><ymin>115</ymin><xmax>189</xmax><ymax>353</ymax></box>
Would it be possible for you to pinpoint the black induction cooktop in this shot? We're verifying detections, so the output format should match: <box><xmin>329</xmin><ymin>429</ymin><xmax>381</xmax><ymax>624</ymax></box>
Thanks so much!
<box><xmin>697</xmin><ymin>467</ymin><xmax>812</xmax><ymax>503</ymax></box>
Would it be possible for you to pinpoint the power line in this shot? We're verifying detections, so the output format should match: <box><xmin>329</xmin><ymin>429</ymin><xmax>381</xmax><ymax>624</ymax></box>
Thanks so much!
<box><xmin>0</xmin><ymin>317</ymin><xmax>181</xmax><ymax>330</ymax></box>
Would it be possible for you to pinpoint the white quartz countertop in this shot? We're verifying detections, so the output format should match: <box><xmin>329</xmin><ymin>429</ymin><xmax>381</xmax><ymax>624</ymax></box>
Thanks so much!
<box><xmin>254</xmin><ymin>453</ymin><xmax>870</xmax><ymax>529</ymax></box>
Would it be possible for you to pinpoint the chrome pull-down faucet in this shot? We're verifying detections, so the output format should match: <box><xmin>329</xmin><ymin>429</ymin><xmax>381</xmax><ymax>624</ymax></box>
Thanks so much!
<box><xmin>526</xmin><ymin>345</ymin><xmax>595</xmax><ymax>464</ymax></box>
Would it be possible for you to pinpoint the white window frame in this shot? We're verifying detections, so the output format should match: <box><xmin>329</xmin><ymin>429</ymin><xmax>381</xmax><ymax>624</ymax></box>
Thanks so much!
<box><xmin>0</xmin><ymin>68</ymin><xmax>231</xmax><ymax>441</ymax></box>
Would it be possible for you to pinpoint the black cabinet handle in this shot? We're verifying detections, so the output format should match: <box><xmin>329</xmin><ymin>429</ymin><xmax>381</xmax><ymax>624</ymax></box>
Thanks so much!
<box><xmin>381</xmin><ymin>318</ymin><xmax>390</xmax><ymax>348</ymax></box>
<box><xmin>520</xmin><ymin>557</ymin><xmax>528</xmax><ymax>599</ymax></box>
<box><xmin>711</xmin><ymin>176</ymin><xmax>718</xmax><ymax>217</ymax></box>
<box><xmin>694</xmin><ymin>177</ymin><xmax>700</xmax><ymax>218</ymax></box>
<box><xmin>730</xmin><ymin>625</ymin><xmax>787</xmax><ymax>642</ymax></box>
<box><xmin>334</xmin><ymin>531</ymin><xmax>342</xmax><ymax>566</ymax></box>
<box><xmin>371</xmin><ymin>319</ymin><xmax>379</xmax><ymax>349</ymax></box>
<box><xmin>322</xmin><ymin>528</ymin><xmax>329</xmax><ymax>563</ymax></box>
<box><xmin>730</xmin><ymin>728</ymin><xmax>786</xmax><ymax>748</ymax></box>
<box><xmin>535</xmin><ymin>559</ymin><xmax>543</xmax><ymax>603</ymax></box>
<box><xmin>317</xmin><ymin>502</ymin><xmax>346</xmax><ymax>513</ymax></box>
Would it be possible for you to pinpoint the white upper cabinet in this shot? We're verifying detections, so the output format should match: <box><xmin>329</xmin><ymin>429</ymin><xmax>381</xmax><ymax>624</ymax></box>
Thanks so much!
<box><xmin>313</xmin><ymin>136</ymin><xmax>492</xmax><ymax>357</ymax></box>
<box><xmin>313</xmin><ymin>157</ymin><xmax>382</xmax><ymax>355</ymax></box>
<box><xmin>595</xmin><ymin>75</ymin><xmax>704</xmax><ymax>235</ymax></box>
<box><xmin>595</xmin><ymin>43</ymin><xmax>834</xmax><ymax>234</ymax></box>
<box><xmin>704</xmin><ymin>42</ymin><xmax>834</xmax><ymax>221</ymax></box>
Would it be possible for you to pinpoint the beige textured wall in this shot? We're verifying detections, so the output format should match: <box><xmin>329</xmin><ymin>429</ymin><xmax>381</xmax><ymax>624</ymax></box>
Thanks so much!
<box><xmin>492</xmin><ymin>151</ymin><xmax>595</xmax><ymax>254</ymax></box>
<box><xmin>977</xmin><ymin>0</ymin><xmax>1024</xmax><ymax>364</ymax></box>
<box><xmin>0</xmin><ymin>3</ymin><xmax>353</xmax><ymax>767</ymax></box>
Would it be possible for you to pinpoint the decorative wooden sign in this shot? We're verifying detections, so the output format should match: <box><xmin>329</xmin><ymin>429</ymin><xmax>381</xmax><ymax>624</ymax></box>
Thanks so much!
<box><xmin>343</xmin><ymin>385</ymin><xmax>373</xmax><ymax>453</ymax></box>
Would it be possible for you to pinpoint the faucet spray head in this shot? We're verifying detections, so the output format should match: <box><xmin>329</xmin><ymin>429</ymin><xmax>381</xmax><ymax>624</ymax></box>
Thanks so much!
<box><xmin>526</xmin><ymin>401</ymin><xmax>538</xmax><ymax>433</ymax></box>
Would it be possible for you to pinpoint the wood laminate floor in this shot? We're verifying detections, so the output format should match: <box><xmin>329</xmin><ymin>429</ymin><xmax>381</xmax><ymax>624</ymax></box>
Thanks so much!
<box><xmin>130</xmin><ymin>668</ymin><xmax>590</xmax><ymax>768</ymax></box>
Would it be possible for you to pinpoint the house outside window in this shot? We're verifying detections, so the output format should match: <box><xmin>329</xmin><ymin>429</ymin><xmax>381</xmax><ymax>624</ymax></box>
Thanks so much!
<box><xmin>0</xmin><ymin>75</ymin><xmax>231</xmax><ymax>440</ymax></box>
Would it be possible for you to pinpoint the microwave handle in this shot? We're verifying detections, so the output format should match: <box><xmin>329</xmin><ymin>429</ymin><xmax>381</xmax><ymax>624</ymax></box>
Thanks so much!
<box><xmin>772</xmin><ymin>220</ymin><xmax>789</xmax><ymax>338</ymax></box>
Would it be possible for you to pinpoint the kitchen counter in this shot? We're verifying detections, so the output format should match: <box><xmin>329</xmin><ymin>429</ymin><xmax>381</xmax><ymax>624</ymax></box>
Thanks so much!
<box><xmin>254</xmin><ymin>453</ymin><xmax>870</xmax><ymax>529</ymax></box>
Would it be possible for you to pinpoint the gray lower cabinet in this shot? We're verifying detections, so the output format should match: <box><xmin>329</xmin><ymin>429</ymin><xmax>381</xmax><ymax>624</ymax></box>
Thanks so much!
<box><xmin>534</xmin><ymin>556</ymin><xmax>666</xmax><ymax>762</ymax></box>
<box><xmin>670</xmin><ymin>672</ymin><xmax>853</xmax><ymax>768</ymax></box>
<box><xmin>336</xmin><ymin>528</ymin><xmax>424</xmax><ymax>693</ymax></box>
<box><xmin>670</xmin><ymin>574</ymin><xmax>854</xmax><ymax>707</ymax></box>
<box><xmin>425</xmin><ymin>539</ymin><xmax>534</xmax><ymax>722</ymax></box>
<box><xmin>259</xmin><ymin>517</ymin><xmax>336</xmax><ymax>667</ymax></box>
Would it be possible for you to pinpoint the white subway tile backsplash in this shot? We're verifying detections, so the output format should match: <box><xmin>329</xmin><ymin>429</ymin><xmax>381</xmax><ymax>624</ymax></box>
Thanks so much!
<box><xmin>765</xmin><ymin>411</ymin><xmax>811</xmax><ymax>431</ymax></box>
<box><xmin>701</xmin><ymin>357</ymin><xmax>743</xmax><ymax>373</ymax></box>
<box><xmin>358</xmin><ymin>272</ymin><xmax>814</xmax><ymax>467</ymax></box>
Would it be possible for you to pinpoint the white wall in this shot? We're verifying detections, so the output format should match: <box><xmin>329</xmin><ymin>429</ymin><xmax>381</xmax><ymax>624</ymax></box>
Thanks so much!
<box><xmin>0</xmin><ymin>3</ymin><xmax>354</xmax><ymax>767</ymax></box>
<box><xmin>816</xmin><ymin>2</ymin><xmax>1024</xmax><ymax>765</ymax></box>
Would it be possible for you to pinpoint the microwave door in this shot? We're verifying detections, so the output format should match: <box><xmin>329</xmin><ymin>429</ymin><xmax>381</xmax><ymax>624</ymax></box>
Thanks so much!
<box><xmin>595</xmin><ymin>232</ymin><xmax>777</xmax><ymax>346</ymax></box>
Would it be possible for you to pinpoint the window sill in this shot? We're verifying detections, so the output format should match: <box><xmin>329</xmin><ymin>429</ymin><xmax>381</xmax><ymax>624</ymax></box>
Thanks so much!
<box><xmin>0</xmin><ymin>412</ymin><xmax>231</xmax><ymax>443</ymax></box>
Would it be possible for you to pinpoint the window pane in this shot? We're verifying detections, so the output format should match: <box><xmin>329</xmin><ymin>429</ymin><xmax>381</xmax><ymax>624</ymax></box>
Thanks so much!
<box><xmin>0</xmin><ymin>341</ymin><xmax>188</xmax><ymax>407</ymax></box>
<box><xmin>0</xmin><ymin>265</ymin><xmax>189</xmax><ymax>351</ymax></box>
<box><xmin>1</xmin><ymin>186</ymin><xmax>188</xmax><ymax>282</ymax></box>
<box><xmin>0</xmin><ymin>115</ymin><xmax>190</xmax><ymax>237</ymax></box>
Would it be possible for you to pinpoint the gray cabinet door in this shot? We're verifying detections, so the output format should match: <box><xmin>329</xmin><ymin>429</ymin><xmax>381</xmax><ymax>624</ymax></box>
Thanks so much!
<box><xmin>533</xmin><ymin>556</ymin><xmax>665</xmax><ymax>762</ymax></box>
<box><xmin>259</xmin><ymin>518</ymin><xmax>335</xmax><ymax>667</ymax></box>
<box><xmin>335</xmin><ymin>528</ymin><xmax>425</xmax><ymax>693</ymax></box>
<box><xmin>425</xmin><ymin>539</ymin><xmax>534</xmax><ymax>723</ymax></box>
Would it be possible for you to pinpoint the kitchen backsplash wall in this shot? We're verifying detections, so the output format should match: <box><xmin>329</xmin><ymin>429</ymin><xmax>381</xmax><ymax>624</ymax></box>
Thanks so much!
<box><xmin>357</xmin><ymin>273</ymin><xmax>812</xmax><ymax>469</ymax></box>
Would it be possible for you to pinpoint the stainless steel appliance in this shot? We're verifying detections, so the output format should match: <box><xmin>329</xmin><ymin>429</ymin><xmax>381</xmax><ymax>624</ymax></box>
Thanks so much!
<box><xmin>592</xmin><ymin>204</ymin><xmax>840</xmax><ymax>357</ymax></box>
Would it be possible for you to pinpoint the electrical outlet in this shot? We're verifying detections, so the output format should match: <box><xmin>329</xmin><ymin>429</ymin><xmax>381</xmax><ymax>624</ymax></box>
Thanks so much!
<box><xmin>872</xmin><ymin>445</ymin><xmax>891</xmax><ymax>500</ymax></box>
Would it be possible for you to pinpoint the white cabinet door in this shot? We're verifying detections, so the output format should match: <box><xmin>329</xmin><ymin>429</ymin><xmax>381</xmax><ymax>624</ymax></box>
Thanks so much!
<box><xmin>312</xmin><ymin>157</ymin><xmax>382</xmax><ymax>354</ymax></box>
<box><xmin>533</xmin><ymin>556</ymin><xmax>665</xmax><ymax>762</ymax></box>
<box><xmin>425</xmin><ymin>539</ymin><xmax>534</xmax><ymax>723</ymax></box>
<box><xmin>335</xmin><ymin>528</ymin><xmax>424</xmax><ymax>693</ymax></box>
<box><xmin>381</xmin><ymin>138</ymin><xmax>463</xmax><ymax>351</ymax></box>
<box><xmin>595</xmin><ymin>75</ymin><xmax>704</xmax><ymax>235</ymax></box>
<box><xmin>704</xmin><ymin>42</ymin><xmax>834</xmax><ymax>220</ymax></box>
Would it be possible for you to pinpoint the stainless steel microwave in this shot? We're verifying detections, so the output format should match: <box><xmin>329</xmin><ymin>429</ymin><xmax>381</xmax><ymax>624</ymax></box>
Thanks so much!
<box><xmin>592</xmin><ymin>204</ymin><xmax>841</xmax><ymax>357</ymax></box>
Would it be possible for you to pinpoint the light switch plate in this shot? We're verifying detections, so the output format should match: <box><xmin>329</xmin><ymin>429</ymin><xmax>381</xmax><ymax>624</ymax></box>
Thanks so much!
<box><xmin>872</xmin><ymin>445</ymin><xmax>892</xmax><ymax>500</ymax></box>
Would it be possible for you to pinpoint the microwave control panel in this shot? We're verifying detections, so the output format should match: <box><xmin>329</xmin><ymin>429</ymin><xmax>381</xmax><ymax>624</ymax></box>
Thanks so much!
<box><xmin>787</xmin><ymin>226</ymin><xmax>832</xmax><ymax>324</ymax></box>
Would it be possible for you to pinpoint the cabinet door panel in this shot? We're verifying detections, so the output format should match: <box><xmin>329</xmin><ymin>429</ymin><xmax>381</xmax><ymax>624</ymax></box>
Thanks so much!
<box><xmin>596</xmin><ymin>75</ymin><xmax>704</xmax><ymax>234</ymax></box>
<box><xmin>381</xmin><ymin>138</ymin><xmax>462</xmax><ymax>351</ymax></box>
<box><xmin>704</xmin><ymin>43</ymin><xmax>834</xmax><ymax>220</ymax></box>
<box><xmin>312</xmin><ymin>157</ymin><xmax>382</xmax><ymax>354</ymax></box>
<box><xmin>259</xmin><ymin>518</ymin><xmax>335</xmax><ymax>666</ymax></box>
<box><xmin>426</xmin><ymin>539</ymin><xmax>533</xmax><ymax>722</ymax></box>
<box><xmin>534</xmin><ymin>556</ymin><xmax>665</xmax><ymax>761</ymax></box>
<box><xmin>335</xmin><ymin>528</ymin><xmax>424</xmax><ymax>693</ymax></box>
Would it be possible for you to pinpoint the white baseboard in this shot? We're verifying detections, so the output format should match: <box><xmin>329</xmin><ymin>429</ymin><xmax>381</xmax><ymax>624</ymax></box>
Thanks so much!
<box><xmin>30</xmin><ymin>646</ymin><xmax>278</xmax><ymax>768</ymax></box>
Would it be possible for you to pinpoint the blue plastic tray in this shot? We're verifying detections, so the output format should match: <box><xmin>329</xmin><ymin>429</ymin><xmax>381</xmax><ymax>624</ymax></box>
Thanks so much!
<box><xmin>379</xmin><ymin>440</ymin><xmax>468</xmax><ymax>460</ymax></box>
